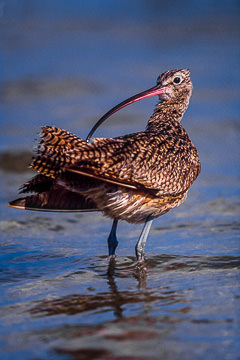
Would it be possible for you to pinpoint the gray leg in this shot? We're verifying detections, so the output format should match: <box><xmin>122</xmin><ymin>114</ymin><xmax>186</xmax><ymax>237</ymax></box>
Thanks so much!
<box><xmin>108</xmin><ymin>219</ymin><xmax>118</xmax><ymax>258</ymax></box>
<box><xmin>135</xmin><ymin>216</ymin><xmax>153</xmax><ymax>262</ymax></box>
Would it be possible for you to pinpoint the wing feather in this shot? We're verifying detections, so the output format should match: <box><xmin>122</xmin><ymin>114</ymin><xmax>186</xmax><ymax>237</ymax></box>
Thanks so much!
<box><xmin>9</xmin><ymin>186</ymin><xmax>97</xmax><ymax>212</ymax></box>
<box><xmin>30</xmin><ymin>125</ymin><xmax>200</xmax><ymax>196</ymax></box>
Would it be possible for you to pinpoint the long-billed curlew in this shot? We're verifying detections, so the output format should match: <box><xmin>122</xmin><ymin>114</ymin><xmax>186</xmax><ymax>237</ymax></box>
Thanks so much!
<box><xmin>9</xmin><ymin>69</ymin><xmax>201</xmax><ymax>262</ymax></box>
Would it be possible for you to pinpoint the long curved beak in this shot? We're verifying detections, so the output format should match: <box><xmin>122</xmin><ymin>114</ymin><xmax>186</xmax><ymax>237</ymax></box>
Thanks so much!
<box><xmin>86</xmin><ymin>84</ymin><xmax>166</xmax><ymax>142</ymax></box>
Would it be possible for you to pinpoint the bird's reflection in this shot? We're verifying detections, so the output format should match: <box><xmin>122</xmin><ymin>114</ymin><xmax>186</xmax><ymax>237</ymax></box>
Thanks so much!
<box><xmin>28</xmin><ymin>254</ymin><xmax>239</xmax><ymax>319</ymax></box>
<box><xmin>28</xmin><ymin>258</ymin><xmax>152</xmax><ymax>319</ymax></box>
<box><xmin>106</xmin><ymin>257</ymin><xmax>149</xmax><ymax>318</ymax></box>
<box><xmin>106</xmin><ymin>257</ymin><xmax>124</xmax><ymax>319</ymax></box>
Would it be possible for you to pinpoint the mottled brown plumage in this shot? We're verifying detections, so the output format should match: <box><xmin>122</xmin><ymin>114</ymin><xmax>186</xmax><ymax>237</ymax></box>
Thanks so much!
<box><xmin>9</xmin><ymin>69</ymin><xmax>200</xmax><ymax>261</ymax></box>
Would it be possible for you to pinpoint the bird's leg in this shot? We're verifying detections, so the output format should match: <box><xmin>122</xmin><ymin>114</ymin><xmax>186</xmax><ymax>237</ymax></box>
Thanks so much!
<box><xmin>135</xmin><ymin>216</ymin><xmax>153</xmax><ymax>262</ymax></box>
<box><xmin>108</xmin><ymin>219</ymin><xmax>119</xmax><ymax>260</ymax></box>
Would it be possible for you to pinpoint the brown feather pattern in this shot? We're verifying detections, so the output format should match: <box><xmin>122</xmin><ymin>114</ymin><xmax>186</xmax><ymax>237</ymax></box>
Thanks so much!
<box><xmin>9</xmin><ymin>69</ymin><xmax>200</xmax><ymax>224</ymax></box>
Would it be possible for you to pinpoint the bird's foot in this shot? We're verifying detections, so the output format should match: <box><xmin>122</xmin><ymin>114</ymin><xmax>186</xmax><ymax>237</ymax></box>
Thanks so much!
<box><xmin>108</xmin><ymin>254</ymin><xmax>116</xmax><ymax>263</ymax></box>
<box><xmin>137</xmin><ymin>255</ymin><xmax>145</xmax><ymax>263</ymax></box>
<box><xmin>135</xmin><ymin>257</ymin><xmax>148</xmax><ymax>281</ymax></box>
<box><xmin>135</xmin><ymin>244</ymin><xmax>145</xmax><ymax>263</ymax></box>
<box><xmin>107</xmin><ymin>255</ymin><xmax>116</xmax><ymax>276</ymax></box>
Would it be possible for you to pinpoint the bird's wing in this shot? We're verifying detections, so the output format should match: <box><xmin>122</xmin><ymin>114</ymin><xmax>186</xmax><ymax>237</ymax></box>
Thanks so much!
<box><xmin>31</xmin><ymin>126</ymin><xmax>140</xmax><ymax>190</ymax></box>
<box><xmin>70</xmin><ymin>132</ymin><xmax>200</xmax><ymax>196</ymax></box>
<box><xmin>32</xmin><ymin>126</ymin><xmax>200</xmax><ymax>196</ymax></box>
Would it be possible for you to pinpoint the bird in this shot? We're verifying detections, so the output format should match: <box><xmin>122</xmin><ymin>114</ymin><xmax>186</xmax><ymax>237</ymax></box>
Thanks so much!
<box><xmin>9</xmin><ymin>69</ymin><xmax>201</xmax><ymax>262</ymax></box>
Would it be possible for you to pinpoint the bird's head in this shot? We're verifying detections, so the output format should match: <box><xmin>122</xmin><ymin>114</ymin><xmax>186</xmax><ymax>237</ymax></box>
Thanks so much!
<box><xmin>156</xmin><ymin>69</ymin><xmax>193</xmax><ymax>102</ymax></box>
<box><xmin>86</xmin><ymin>69</ymin><xmax>192</xmax><ymax>141</ymax></box>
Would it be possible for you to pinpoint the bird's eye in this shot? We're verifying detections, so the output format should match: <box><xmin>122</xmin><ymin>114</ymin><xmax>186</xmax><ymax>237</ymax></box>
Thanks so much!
<box><xmin>173</xmin><ymin>77</ymin><xmax>181</xmax><ymax>84</ymax></box>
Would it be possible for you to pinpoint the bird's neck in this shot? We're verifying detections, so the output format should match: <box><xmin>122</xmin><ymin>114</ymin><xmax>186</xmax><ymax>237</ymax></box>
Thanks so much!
<box><xmin>146</xmin><ymin>96</ymin><xmax>190</xmax><ymax>131</ymax></box>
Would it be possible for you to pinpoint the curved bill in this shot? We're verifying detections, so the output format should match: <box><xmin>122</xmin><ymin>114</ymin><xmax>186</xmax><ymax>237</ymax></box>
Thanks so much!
<box><xmin>86</xmin><ymin>84</ymin><xmax>166</xmax><ymax>142</ymax></box>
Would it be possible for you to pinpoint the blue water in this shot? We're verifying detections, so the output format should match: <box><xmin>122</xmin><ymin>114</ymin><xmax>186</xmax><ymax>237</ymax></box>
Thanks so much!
<box><xmin>1</xmin><ymin>1</ymin><xmax>240</xmax><ymax>359</ymax></box>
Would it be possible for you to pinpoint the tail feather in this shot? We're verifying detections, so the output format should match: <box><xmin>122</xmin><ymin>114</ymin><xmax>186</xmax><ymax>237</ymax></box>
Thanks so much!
<box><xmin>40</xmin><ymin>126</ymin><xmax>88</xmax><ymax>149</ymax></box>
<box><xmin>9</xmin><ymin>188</ymin><xmax>97</xmax><ymax>212</ymax></box>
<box><xmin>31</xmin><ymin>126</ymin><xmax>90</xmax><ymax>178</ymax></box>
<box><xmin>9</xmin><ymin>126</ymin><xmax>112</xmax><ymax>213</ymax></box>
<box><xmin>20</xmin><ymin>174</ymin><xmax>53</xmax><ymax>194</ymax></box>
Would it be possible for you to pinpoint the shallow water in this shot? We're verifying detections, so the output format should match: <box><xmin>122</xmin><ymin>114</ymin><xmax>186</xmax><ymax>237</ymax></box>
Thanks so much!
<box><xmin>1</xmin><ymin>1</ymin><xmax>240</xmax><ymax>359</ymax></box>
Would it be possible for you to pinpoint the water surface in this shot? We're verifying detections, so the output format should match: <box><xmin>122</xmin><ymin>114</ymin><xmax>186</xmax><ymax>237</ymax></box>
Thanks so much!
<box><xmin>1</xmin><ymin>1</ymin><xmax>240</xmax><ymax>359</ymax></box>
